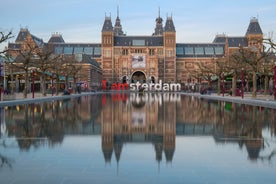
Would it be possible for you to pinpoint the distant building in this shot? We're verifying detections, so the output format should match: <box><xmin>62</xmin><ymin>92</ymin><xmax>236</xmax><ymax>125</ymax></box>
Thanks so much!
<box><xmin>6</xmin><ymin>10</ymin><xmax>263</xmax><ymax>90</ymax></box>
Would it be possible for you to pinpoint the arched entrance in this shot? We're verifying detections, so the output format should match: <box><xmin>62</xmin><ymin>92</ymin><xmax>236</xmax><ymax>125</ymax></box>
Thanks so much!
<box><xmin>131</xmin><ymin>71</ymin><xmax>146</xmax><ymax>83</ymax></box>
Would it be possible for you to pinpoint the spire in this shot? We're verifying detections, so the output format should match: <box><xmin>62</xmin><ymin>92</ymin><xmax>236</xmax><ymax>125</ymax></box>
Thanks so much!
<box><xmin>246</xmin><ymin>17</ymin><xmax>263</xmax><ymax>35</ymax></box>
<box><xmin>114</xmin><ymin>6</ymin><xmax>124</xmax><ymax>36</ymax></box>
<box><xmin>102</xmin><ymin>14</ymin><xmax>113</xmax><ymax>32</ymax></box>
<box><xmin>164</xmin><ymin>15</ymin><xmax>175</xmax><ymax>32</ymax></box>
<box><xmin>153</xmin><ymin>7</ymin><xmax>163</xmax><ymax>35</ymax></box>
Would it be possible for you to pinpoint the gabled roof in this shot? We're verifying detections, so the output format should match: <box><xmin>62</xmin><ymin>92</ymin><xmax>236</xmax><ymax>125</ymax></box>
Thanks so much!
<box><xmin>82</xmin><ymin>54</ymin><xmax>101</xmax><ymax>68</ymax></box>
<box><xmin>246</xmin><ymin>17</ymin><xmax>263</xmax><ymax>35</ymax></box>
<box><xmin>15</xmin><ymin>28</ymin><xmax>44</xmax><ymax>47</ymax></box>
<box><xmin>15</xmin><ymin>28</ymin><xmax>29</xmax><ymax>43</ymax></box>
<box><xmin>31</xmin><ymin>35</ymin><xmax>44</xmax><ymax>47</ymax></box>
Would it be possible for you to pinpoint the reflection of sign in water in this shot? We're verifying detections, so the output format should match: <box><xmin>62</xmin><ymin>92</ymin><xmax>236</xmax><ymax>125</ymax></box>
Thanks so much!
<box><xmin>132</xmin><ymin>55</ymin><xmax>146</xmax><ymax>68</ymax></box>
<box><xmin>132</xmin><ymin>111</ymin><xmax>146</xmax><ymax>126</ymax></box>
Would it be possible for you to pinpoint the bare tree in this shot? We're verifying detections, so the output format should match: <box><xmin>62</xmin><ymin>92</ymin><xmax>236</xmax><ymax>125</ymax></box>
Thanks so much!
<box><xmin>10</xmin><ymin>43</ymin><xmax>37</xmax><ymax>98</ymax></box>
<box><xmin>191</xmin><ymin>58</ymin><xmax>229</xmax><ymax>95</ymax></box>
<box><xmin>227</xmin><ymin>52</ymin><xmax>246</xmax><ymax>96</ymax></box>
<box><xmin>52</xmin><ymin>55</ymin><xmax>82</xmax><ymax>94</ymax></box>
<box><xmin>233</xmin><ymin>46</ymin><xmax>269</xmax><ymax>98</ymax></box>
<box><xmin>0</xmin><ymin>31</ymin><xmax>13</xmax><ymax>54</ymax></box>
<box><xmin>36</xmin><ymin>44</ymin><xmax>60</xmax><ymax>96</ymax></box>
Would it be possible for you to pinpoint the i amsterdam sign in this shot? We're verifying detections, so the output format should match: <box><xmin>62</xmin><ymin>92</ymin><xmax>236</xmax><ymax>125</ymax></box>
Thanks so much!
<box><xmin>103</xmin><ymin>80</ymin><xmax>181</xmax><ymax>91</ymax></box>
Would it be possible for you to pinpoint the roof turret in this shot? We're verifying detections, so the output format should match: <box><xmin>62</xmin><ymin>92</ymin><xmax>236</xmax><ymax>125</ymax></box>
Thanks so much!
<box><xmin>246</xmin><ymin>17</ymin><xmax>263</xmax><ymax>35</ymax></box>
<box><xmin>102</xmin><ymin>15</ymin><xmax>114</xmax><ymax>32</ymax></box>
<box><xmin>164</xmin><ymin>16</ymin><xmax>175</xmax><ymax>32</ymax></box>
<box><xmin>48</xmin><ymin>33</ymin><xmax>65</xmax><ymax>43</ymax></box>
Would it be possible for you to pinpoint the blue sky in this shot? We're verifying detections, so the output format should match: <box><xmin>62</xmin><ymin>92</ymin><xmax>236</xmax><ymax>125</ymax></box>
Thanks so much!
<box><xmin>0</xmin><ymin>0</ymin><xmax>276</xmax><ymax>50</ymax></box>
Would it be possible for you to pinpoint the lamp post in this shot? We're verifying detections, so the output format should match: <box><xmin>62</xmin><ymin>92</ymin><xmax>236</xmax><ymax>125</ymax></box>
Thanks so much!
<box><xmin>52</xmin><ymin>73</ymin><xmax>54</xmax><ymax>96</ymax></box>
<box><xmin>274</xmin><ymin>62</ymin><xmax>276</xmax><ymax>100</ymax></box>
<box><xmin>0</xmin><ymin>62</ymin><xmax>3</xmax><ymax>101</ymax></box>
<box><xmin>222</xmin><ymin>72</ymin><xmax>224</xmax><ymax>97</ymax></box>
<box><xmin>32</xmin><ymin>70</ymin><xmax>34</xmax><ymax>99</ymax></box>
<box><xmin>241</xmin><ymin>68</ymin><xmax>244</xmax><ymax>99</ymax></box>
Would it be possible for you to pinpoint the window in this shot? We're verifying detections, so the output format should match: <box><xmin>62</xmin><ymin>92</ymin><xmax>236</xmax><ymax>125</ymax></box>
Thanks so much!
<box><xmin>122</xmin><ymin>49</ymin><xmax>128</xmax><ymax>55</ymax></box>
<box><xmin>84</xmin><ymin>47</ymin><xmax>93</xmax><ymax>55</ymax></box>
<box><xmin>157</xmin><ymin>49</ymin><xmax>163</xmax><ymax>55</ymax></box>
<box><xmin>166</xmin><ymin>50</ymin><xmax>173</xmax><ymax>57</ymax></box>
<box><xmin>149</xmin><ymin>49</ymin><xmax>155</xmax><ymax>56</ymax></box>
<box><xmin>74</xmin><ymin>47</ymin><xmax>83</xmax><ymax>54</ymax></box>
<box><xmin>94</xmin><ymin>47</ymin><xmax>101</xmax><ymax>55</ymax></box>
<box><xmin>64</xmin><ymin>47</ymin><xmax>73</xmax><ymax>54</ymax></box>
<box><xmin>204</xmin><ymin>47</ymin><xmax>214</xmax><ymax>55</ymax></box>
<box><xmin>134</xmin><ymin>49</ymin><xmax>143</xmax><ymax>53</ymax></box>
<box><xmin>55</xmin><ymin>47</ymin><xmax>63</xmax><ymax>54</ymax></box>
<box><xmin>214</xmin><ymin>47</ymin><xmax>224</xmax><ymax>55</ymax></box>
<box><xmin>184</xmin><ymin>47</ymin><xmax>194</xmax><ymax>55</ymax></box>
<box><xmin>194</xmin><ymin>47</ymin><xmax>204</xmax><ymax>55</ymax></box>
<box><xmin>103</xmin><ymin>49</ymin><xmax>112</xmax><ymax>57</ymax></box>
<box><xmin>133</xmin><ymin>40</ymin><xmax>145</xmax><ymax>46</ymax></box>
<box><xmin>176</xmin><ymin>47</ymin><xmax>184</xmax><ymax>55</ymax></box>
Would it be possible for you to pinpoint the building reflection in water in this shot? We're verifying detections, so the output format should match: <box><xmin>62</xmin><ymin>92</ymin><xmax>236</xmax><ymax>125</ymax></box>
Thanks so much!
<box><xmin>101</xmin><ymin>93</ymin><xmax>177</xmax><ymax>164</ymax></box>
<box><xmin>1</xmin><ymin>93</ymin><xmax>276</xmax><ymax>168</ymax></box>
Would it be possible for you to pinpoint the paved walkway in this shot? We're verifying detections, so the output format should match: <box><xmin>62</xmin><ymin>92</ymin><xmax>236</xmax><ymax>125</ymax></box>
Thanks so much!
<box><xmin>1</xmin><ymin>91</ymin><xmax>276</xmax><ymax>109</ymax></box>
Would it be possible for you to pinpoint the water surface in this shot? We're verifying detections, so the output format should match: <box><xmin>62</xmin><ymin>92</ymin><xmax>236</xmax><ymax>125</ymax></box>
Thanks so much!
<box><xmin>0</xmin><ymin>93</ymin><xmax>275</xmax><ymax>184</ymax></box>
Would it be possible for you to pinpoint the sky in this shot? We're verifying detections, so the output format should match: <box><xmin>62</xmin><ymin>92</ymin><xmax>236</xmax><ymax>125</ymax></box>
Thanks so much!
<box><xmin>0</xmin><ymin>0</ymin><xmax>276</xmax><ymax>51</ymax></box>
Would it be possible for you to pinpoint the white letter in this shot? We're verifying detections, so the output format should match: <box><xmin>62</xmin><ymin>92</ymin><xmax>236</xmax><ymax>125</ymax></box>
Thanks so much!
<box><xmin>155</xmin><ymin>80</ymin><xmax>162</xmax><ymax>91</ymax></box>
<box><xmin>163</xmin><ymin>83</ymin><xmax>170</xmax><ymax>91</ymax></box>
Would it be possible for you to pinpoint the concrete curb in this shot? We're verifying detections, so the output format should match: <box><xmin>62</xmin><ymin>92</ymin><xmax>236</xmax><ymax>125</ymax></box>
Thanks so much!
<box><xmin>0</xmin><ymin>92</ymin><xmax>100</xmax><ymax>107</ymax></box>
<box><xmin>181</xmin><ymin>92</ymin><xmax>276</xmax><ymax>109</ymax></box>
<box><xmin>1</xmin><ymin>91</ymin><xmax>276</xmax><ymax>109</ymax></box>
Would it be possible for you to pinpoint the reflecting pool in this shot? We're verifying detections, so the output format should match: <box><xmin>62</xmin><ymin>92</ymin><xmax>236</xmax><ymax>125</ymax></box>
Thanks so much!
<box><xmin>0</xmin><ymin>93</ymin><xmax>276</xmax><ymax>184</ymax></box>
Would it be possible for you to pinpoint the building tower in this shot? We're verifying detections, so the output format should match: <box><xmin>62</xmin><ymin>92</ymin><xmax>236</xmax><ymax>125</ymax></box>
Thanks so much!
<box><xmin>153</xmin><ymin>7</ymin><xmax>163</xmax><ymax>36</ymax></box>
<box><xmin>114</xmin><ymin>7</ymin><xmax>124</xmax><ymax>36</ymax></box>
<box><xmin>163</xmin><ymin>15</ymin><xmax>176</xmax><ymax>82</ymax></box>
<box><xmin>101</xmin><ymin>15</ymin><xmax>114</xmax><ymax>83</ymax></box>
<box><xmin>245</xmin><ymin>17</ymin><xmax>263</xmax><ymax>52</ymax></box>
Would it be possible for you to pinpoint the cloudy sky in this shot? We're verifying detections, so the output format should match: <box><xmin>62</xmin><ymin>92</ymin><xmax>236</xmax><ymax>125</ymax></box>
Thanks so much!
<box><xmin>1</xmin><ymin>0</ymin><xmax>276</xmax><ymax>49</ymax></box>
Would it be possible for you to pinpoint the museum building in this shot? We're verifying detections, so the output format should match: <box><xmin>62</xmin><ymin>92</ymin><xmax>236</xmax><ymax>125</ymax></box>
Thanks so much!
<box><xmin>6</xmin><ymin>10</ymin><xmax>263</xmax><ymax>90</ymax></box>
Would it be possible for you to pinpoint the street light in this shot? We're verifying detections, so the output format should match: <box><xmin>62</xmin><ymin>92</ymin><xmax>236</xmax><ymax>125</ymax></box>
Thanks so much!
<box><xmin>274</xmin><ymin>62</ymin><xmax>276</xmax><ymax>100</ymax></box>
<box><xmin>0</xmin><ymin>62</ymin><xmax>3</xmax><ymax>101</ymax></box>
<box><xmin>32</xmin><ymin>69</ymin><xmax>34</xmax><ymax>99</ymax></box>
<box><xmin>52</xmin><ymin>73</ymin><xmax>54</xmax><ymax>96</ymax></box>
<box><xmin>241</xmin><ymin>68</ymin><xmax>244</xmax><ymax>99</ymax></box>
<box><xmin>222</xmin><ymin>72</ymin><xmax>224</xmax><ymax>97</ymax></box>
